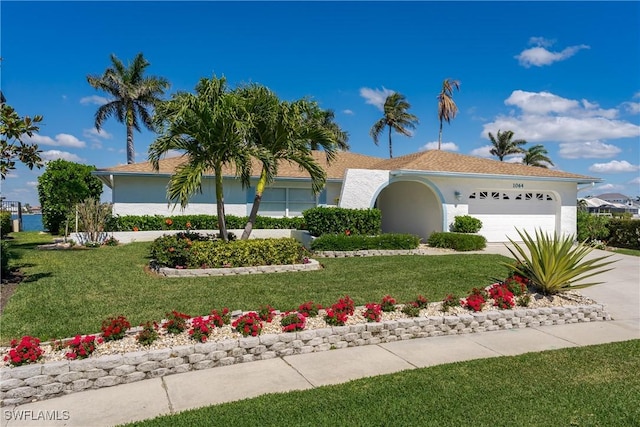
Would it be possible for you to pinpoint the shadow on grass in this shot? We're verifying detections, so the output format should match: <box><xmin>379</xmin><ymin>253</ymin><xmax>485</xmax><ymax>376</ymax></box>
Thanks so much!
<box><xmin>22</xmin><ymin>272</ymin><xmax>53</xmax><ymax>283</ymax></box>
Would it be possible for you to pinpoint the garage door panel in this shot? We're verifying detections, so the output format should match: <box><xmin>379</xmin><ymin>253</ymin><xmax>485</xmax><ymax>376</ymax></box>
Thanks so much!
<box><xmin>476</xmin><ymin>215</ymin><xmax>556</xmax><ymax>242</ymax></box>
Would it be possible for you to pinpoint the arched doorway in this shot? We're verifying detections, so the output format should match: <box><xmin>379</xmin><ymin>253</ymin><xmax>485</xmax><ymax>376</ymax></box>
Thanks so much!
<box><xmin>374</xmin><ymin>180</ymin><xmax>442</xmax><ymax>240</ymax></box>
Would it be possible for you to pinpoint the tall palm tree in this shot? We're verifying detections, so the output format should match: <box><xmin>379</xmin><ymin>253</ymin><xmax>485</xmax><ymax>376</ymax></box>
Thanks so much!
<box><xmin>87</xmin><ymin>53</ymin><xmax>170</xmax><ymax>164</ymax></box>
<box><xmin>309</xmin><ymin>109</ymin><xmax>350</xmax><ymax>151</ymax></box>
<box><xmin>523</xmin><ymin>144</ymin><xmax>554</xmax><ymax>168</ymax></box>
<box><xmin>488</xmin><ymin>130</ymin><xmax>527</xmax><ymax>161</ymax></box>
<box><xmin>148</xmin><ymin>76</ymin><xmax>253</xmax><ymax>242</ymax></box>
<box><xmin>237</xmin><ymin>84</ymin><xmax>339</xmax><ymax>240</ymax></box>
<box><xmin>437</xmin><ymin>78</ymin><xmax>460</xmax><ymax>150</ymax></box>
<box><xmin>369</xmin><ymin>92</ymin><xmax>419</xmax><ymax>158</ymax></box>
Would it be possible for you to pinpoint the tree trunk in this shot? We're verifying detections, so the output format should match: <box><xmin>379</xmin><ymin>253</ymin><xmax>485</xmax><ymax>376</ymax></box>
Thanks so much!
<box><xmin>126</xmin><ymin>111</ymin><xmax>135</xmax><ymax>164</ymax></box>
<box><xmin>388</xmin><ymin>125</ymin><xmax>393</xmax><ymax>159</ymax></box>
<box><xmin>241</xmin><ymin>168</ymin><xmax>268</xmax><ymax>240</ymax></box>
<box><xmin>214</xmin><ymin>164</ymin><xmax>228</xmax><ymax>242</ymax></box>
<box><xmin>438</xmin><ymin>121</ymin><xmax>443</xmax><ymax>150</ymax></box>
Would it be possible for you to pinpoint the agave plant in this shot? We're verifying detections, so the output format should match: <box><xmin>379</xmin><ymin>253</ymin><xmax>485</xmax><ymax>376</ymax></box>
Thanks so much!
<box><xmin>504</xmin><ymin>228</ymin><xmax>617</xmax><ymax>295</ymax></box>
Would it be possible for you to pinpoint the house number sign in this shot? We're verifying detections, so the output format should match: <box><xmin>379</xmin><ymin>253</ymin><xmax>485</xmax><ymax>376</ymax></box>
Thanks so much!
<box><xmin>512</xmin><ymin>183</ymin><xmax>524</xmax><ymax>188</ymax></box>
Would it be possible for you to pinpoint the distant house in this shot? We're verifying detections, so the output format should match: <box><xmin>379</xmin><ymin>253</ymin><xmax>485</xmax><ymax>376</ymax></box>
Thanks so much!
<box><xmin>581</xmin><ymin>193</ymin><xmax>639</xmax><ymax>216</ymax></box>
<box><xmin>94</xmin><ymin>150</ymin><xmax>599</xmax><ymax>242</ymax></box>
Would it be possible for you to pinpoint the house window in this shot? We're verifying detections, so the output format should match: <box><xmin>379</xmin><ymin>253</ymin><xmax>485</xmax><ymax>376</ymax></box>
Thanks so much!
<box><xmin>259</xmin><ymin>187</ymin><xmax>316</xmax><ymax>217</ymax></box>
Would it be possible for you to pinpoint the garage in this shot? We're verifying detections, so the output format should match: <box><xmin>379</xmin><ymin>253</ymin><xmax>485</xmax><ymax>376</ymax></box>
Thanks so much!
<box><xmin>468</xmin><ymin>190</ymin><xmax>558</xmax><ymax>242</ymax></box>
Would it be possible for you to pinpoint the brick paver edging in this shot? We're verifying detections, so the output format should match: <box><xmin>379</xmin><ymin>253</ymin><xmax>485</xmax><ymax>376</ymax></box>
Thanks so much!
<box><xmin>155</xmin><ymin>258</ymin><xmax>321</xmax><ymax>277</ymax></box>
<box><xmin>0</xmin><ymin>304</ymin><xmax>611</xmax><ymax>406</ymax></box>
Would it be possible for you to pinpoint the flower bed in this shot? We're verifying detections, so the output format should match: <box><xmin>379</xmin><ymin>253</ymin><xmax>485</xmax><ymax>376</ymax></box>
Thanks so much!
<box><xmin>0</xmin><ymin>292</ymin><xmax>610</xmax><ymax>406</ymax></box>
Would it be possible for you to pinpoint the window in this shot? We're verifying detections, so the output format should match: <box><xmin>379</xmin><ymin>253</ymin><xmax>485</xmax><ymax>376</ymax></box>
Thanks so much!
<box><xmin>258</xmin><ymin>187</ymin><xmax>316</xmax><ymax>217</ymax></box>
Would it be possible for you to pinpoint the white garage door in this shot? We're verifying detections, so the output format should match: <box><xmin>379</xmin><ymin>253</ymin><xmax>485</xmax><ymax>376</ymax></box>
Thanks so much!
<box><xmin>468</xmin><ymin>191</ymin><xmax>557</xmax><ymax>242</ymax></box>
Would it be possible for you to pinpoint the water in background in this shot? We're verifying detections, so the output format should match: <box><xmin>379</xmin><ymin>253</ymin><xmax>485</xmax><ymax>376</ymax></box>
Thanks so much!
<box><xmin>20</xmin><ymin>214</ymin><xmax>44</xmax><ymax>232</ymax></box>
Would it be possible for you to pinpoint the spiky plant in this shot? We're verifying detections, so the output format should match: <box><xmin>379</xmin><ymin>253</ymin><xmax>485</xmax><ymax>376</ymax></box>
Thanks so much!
<box><xmin>504</xmin><ymin>228</ymin><xmax>617</xmax><ymax>295</ymax></box>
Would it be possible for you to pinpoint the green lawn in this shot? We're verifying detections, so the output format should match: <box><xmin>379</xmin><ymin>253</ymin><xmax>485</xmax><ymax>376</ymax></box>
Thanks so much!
<box><xmin>1</xmin><ymin>232</ymin><xmax>512</xmax><ymax>343</ymax></box>
<box><xmin>122</xmin><ymin>339</ymin><xmax>640</xmax><ymax>427</ymax></box>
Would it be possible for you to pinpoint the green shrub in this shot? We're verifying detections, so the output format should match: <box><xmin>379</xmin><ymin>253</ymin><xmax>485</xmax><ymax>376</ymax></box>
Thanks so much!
<box><xmin>1</xmin><ymin>239</ymin><xmax>11</xmax><ymax>277</ymax></box>
<box><xmin>576</xmin><ymin>210</ymin><xmax>610</xmax><ymax>243</ymax></box>
<box><xmin>106</xmin><ymin>214</ymin><xmax>304</xmax><ymax>232</ymax></box>
<box><xmin>450</xmin><ymin>215</ymin><xmax>483</xmax><ymax>233</ymax></box>
<box><xmin>606</xmin><ymin>218</ymin><xmax>640</xmax><ymax>250</ymax></box>
<box><xmin>187</xmin><ymin>238</ymin><xmax>305</xmax><ymax>269</ymax></box>
<box><xmin>427</xmin><ymin>232</ymin><xmax>487</xmax><ymax>251</ymax></box>
<box><xmin>149</xmin><ymin>232</ymin><xmax>223</xmax><ymax>268</ymax></box>
<box><xmin>505</xmin><ymin>228</ymin><xmax>616</xmax><ymax>295</ymax></box>
<box><xmin>310</xmin><ymin>233</ymin><xmax>420</xmax><ymax>251</ymax></box>
<box><xmin>0</xmin><ymin>211</ymin><xmax>11</xmax><ymax>236</ymax></box>
<box><xmin>303</xmin><ymin>207</ymin><xmax>381</xmax><ymax>237</ymax></box>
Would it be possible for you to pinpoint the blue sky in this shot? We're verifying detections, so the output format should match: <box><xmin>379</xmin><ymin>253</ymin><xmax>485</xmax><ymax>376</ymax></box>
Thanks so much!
<box><xmin>1</xmin><ymin>1</ymin><xmax>639</xmax><ymax>207</ymax></box>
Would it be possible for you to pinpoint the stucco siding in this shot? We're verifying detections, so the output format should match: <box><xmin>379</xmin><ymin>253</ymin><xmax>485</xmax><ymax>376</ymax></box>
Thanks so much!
<box><xmin>339</xmin><ymin>169</ymin><xmax>390</xmax><ymax>209</ymax></box>
<box><xmin>377</xmin><ymin>181</ymin><xmax>440</xmax><ymax>240</ymax></box>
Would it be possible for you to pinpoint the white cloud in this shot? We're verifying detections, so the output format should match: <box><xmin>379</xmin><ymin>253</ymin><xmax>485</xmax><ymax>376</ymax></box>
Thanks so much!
<box><xmin>483</xmin><ymin>91</ymin><xmax>640</xmax><ymax>145</ymax></box>
<box><xmin>360</xmin><ymin>87</ymin><xmax>395</xmax><ymax>111</ymax></box>
<box><xmin>558</xmin><ymin>141</ymin><xmax>621</xmax><ymax>159</ymax></box>
<box><xmin>83</xmin><ymin>128</ymin><xmax>112</xmax><ymax>140</ymax></box>
<box><xmin>515</xmin><ymin>38</ymin><xmax>590</xmax><ymax>68</ymax></box>
<box><xmin>629</xmin><ymin>176</ymin><xmax>640</xmax><ymax>185</ymax></box>
<box><xmin>592</xmin><ymin>183</ymin><xmax>624</xmax><ymax>193</ymax></box>
<box><xmin>41</xmin><ymin>150</ymin><xmax>84</xmax><ymax>162</ymax></box>
<box><xmin>26</xmin><ymin>181</ymin><xmax>38</xmax><ymax>187</ymax></box>
<box><xmin>622</xmin><ymin>102</ymin><xmax>640</xmax><ymax>114</ymax></box>
<box><xmin>634</xmin><ymin>92</ymin><xmax>640</xmax><ymax>99</ymax></box>
<box><xmin>342</xmin><ymin>109</ymin><xmax>354</xmax><ymax>115</ymax></box>
<box><xmin>505</xmin><ymin>156</ymin><xmax>524</xmax><ymax>164</ymax></box>
<box><xmin>80</xmin><ymin>95</ymin><xmax>110</xmax><ymax>105</ymax></box>
<box><xmin>23</xmin><ymin>133</ymin><xmax>86</xmax><ymax>148</ymax></box>
<box><xmin>419</xmin><ymin>141</ymin><xmax>459</xmax><ymax>152</ymax></box>
<box><xmin>470</xmin><ymin>145</ymin><xmax>493</xmax><ymax>158</ymax></box>
<box><xmin>588</xmin><ymin>160</ymin><xmax>640</xmax><ymax>174</ymax></box>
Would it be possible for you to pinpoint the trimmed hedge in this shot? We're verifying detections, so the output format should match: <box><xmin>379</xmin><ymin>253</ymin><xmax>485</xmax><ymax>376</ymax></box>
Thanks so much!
<box><xmin>149</xmin><ymin>233</ymin><xmax>306</xmax><ymax>269</ymax></box>
<box><xmin>450</xmin><ymin>215</ymin><xmax>483</xmax><ymax>233</ymax></box>
<box><xmin>311</xmin><ymin>234</ymin><xmax>421</xmax><ymax>251</ymax></box>
<box><xmin>303</xmin><ymin>207</ymin><xmax>381</xmax><ymax>237</ymax></box>
<box><xmin>1</xmin><ymin>240</ymin><xmax>10</xmax><ymax>277</ymax></box>
<box><xmin>1</xmin><ymin>211</ymin><xmax>11</xmax><ymax>237</ymax></box>
<box><xmin>427</xmin><ymin>232</ymin><xmax>487</xmax><ymax>251</ymax></box>
<box><xmin>606</xmin><ymin>219</ymin><xmax>640</xmax><ymax>250</ymax></box>
<box><xmin>106</xmin><ymin>214</ymin><xmax>305</xmax><ymax>232</ymax></box>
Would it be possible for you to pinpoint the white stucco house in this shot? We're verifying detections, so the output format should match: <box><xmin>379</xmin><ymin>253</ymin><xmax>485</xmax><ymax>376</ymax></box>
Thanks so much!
<box><xmin>94</xmin><ymin>150</ymin><xmax>600</xmax><ymax>242</ymax></box>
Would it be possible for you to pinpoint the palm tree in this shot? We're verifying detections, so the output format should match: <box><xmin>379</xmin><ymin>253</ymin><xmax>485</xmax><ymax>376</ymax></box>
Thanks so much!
<box><xmin>523</xmin><ymin>144</ymin><xmax>554</xmax><ymax>168</ymax></box>
<box><xmin>148</xmin><ymin>76</ymin><xmax>253</xmax><ymax>242</ymax></box>
<box><xmin>237</xmin><ymin>84</ymin><xmax>339</xmax><ymax>240</ymax></box>
<box><xmin>369</xmin><ymin>92</ymin><xmax>419</xmax><ymax>158</ymax></box>
<box><xmin>87</xmin><ymin>53</ymin><xmax>170</xmax><ymax>164</ymax></box>
<box><xmin>488</xmin><ymin>130</ymin><xmax>527</xmax><ymax>161</ymax></box>
<box><xmin>309</xmin><ymin>109</ymin><xmax>350</xmax><ymax>151</ymax></box>
<box><xmin>437</xmin><ymin>78</ymin><xmax>460</xmax><ymax>150</ymax></box>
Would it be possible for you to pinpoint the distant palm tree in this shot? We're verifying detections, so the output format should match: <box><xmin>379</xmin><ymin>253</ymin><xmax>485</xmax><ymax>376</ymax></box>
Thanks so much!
<box><xmin>437</xmin><ymin>78</ymin><xmax>460</xmax><ymax>150</ymax></box>
<box><xmin>488</xmin><ymin>130</ymin><xmax>527</xmax><ymax>161</ymax></box>
<box><xmin>369</xmin><ymin>92</ymin><xmax>419</xmax><ymax>158</ymax></box>
<box><xmin>523</xmin><ymin>144</ymin><xmax>554</xmax><ymax>168</ymax></box>
<box><xmin>148</xmin><ymin>76</ymin><xmax>253</xmax><ymax>241</ymax></box>
<box><xmin>87</xmin><ymin>53</ymin><xmax>170</xmax><ymax>164</ymax></box>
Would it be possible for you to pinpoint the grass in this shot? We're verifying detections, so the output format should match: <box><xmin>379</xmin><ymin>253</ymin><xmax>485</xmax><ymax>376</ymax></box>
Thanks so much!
<box><xmin>608</xmin><ymin>247</ymin><xmax>640</xmax><ymax>257</ymax></box>
<box><xmin>1</xmin><ymin>232</ymin><xmax>511</xmax><ymax>343</ymax></box>
<box><xmin>121</xmin><ymin>340</ymin><xmax>640</xmax><ymax>427</ymax></box>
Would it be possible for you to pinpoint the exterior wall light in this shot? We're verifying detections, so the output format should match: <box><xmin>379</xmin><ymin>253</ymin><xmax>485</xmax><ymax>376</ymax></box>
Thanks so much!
<box><xmin>454</xmin><ymin>190</ymin><xmax>462</xmax><ymax>201</ymax></box>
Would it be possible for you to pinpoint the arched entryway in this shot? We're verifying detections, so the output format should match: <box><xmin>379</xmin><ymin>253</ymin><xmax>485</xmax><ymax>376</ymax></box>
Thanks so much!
<box><xmin>374</xmin><ymin>180</ymin><xmax>442</xmax><ymax>241</ymax></box>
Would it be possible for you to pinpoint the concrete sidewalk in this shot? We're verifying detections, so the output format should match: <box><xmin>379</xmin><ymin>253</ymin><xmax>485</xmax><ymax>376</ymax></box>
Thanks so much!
<box><xmin>2</xmin><ymin>247</ymin><xmax>638</xmax><ymax>427</ymax></box>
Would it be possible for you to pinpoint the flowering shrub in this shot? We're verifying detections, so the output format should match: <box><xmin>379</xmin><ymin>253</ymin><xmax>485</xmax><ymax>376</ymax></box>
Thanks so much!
<box><xmin>65</xmin><ymin>335</ymin><xmax>103</xmax><ymax>360</ymax></box>
<box><xmin>298</xmin><ymin>301</ymin><xmax>322</xmax><ymax>317</ymax></box>
<box><xmin>100</xmin><ymin>315</ymin><xmax>131</xmax><ymax>341</ymax></box>
<box><xmin>324</xmin><ymin>295</ymin><xmax>355</xmax><ymax>326</ymax></box>
<box><xmin>189</xmin><ymin>316</ymin><xmax>214</xmax><ymax>342</ymax></box>
<box><xmin>380</xmin><ymin>295</ymin><xmax>397</xmax><ymax>312</ymax></box>
<box><xmin>163</xmin><ymin>310</ymin><xmax>190</xmax><ymax>334</ymax></box>
<box><xmin>504</xmin><ymin>275</ymin><xmax>528</xmax><ymax>296</ymax></box>
<box><xmin>441</xmin><ymin>294</ymin><xmax>461</xmax><ymax>312</ymax></box>
<box><xmin>4</xmin><ymin>336</ymin><xmax>44</xmax><ymax>366</ymax></box>
<box><xmin>280</xmin><ymin>312</ymin><xmax>306</xmax><ymax>332</ymax></box>
<box><xmin>488</xmin><ymin>284</ymin><xmax>515</xmax><ymax>309</ymax></box>
<box><xmin>210</xmin><ymin>308</ymin><xmax>231</xmax><ymax>327</ymax></box>
<box><xmin>232</xmin><ymin>312</ymin><xmax>263</xmax><ymax>337</ymax></box>
<box><xmin>412</xmin><ymin>295</ymin><xmax>430</xmax><ymax>309</ymax></box>
<box><xmin>258</xmin><ymin>305</ymin><xmax>276</xmax><ymax>323</ymax></box>
<box><xmin>401</xmin><ymin>302</ymin><xmax>421</xmax><ymax>317</ymax></box>
<box><xmin>103</xmin><ymin>236</ymin><xmax>119</xmax><ymax>246</ymax></box>
<box><xmin>463</xmin><ymin>288</ymin><xmax>487</xmax><ymax>312</ymax></box>
<box><xmin>165</xmin><ymin>218</ymin><xmax>173</xmax><ymax>228</ymax></box>
<box><xmin>136</xmin><ymin>321</ymin><xmax>159</xmax><ymax>346</ymax></box>
<box><xmin>363</xmin><ymin>303</ymin><xmax>382</xmax><ymax>322</ymax></box>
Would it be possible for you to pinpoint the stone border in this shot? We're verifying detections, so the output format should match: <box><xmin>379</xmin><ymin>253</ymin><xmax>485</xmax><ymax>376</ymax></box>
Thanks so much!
<box><xmin>155</xmin><ymin>258</ymin><xmax>321</xmax><ymax>277</ymax></box>
<box><xmin>314</xmin><ymin>248</ymin><xmax>450</xmax><ymax>257</ymax></box>
<box><xmin>0</xmin><ymin>304</ymin><xmax>610</xmax><ymax>406</ymax></box>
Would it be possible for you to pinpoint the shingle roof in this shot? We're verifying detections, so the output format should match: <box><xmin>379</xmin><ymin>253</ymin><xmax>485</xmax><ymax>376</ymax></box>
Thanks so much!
<box><xmin>96</xmin><ymin>149</ymin><xmax>598</xmax><ymax>181</ymax></box>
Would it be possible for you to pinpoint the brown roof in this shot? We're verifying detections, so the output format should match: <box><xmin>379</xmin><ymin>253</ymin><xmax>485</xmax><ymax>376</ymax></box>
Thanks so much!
<box><xmin>97</xmin><ymin>149</ymin><xmax>598</xmax><ymax>181</ymax></box>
